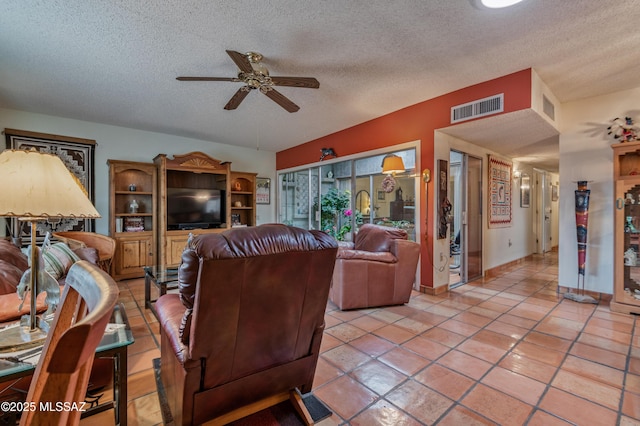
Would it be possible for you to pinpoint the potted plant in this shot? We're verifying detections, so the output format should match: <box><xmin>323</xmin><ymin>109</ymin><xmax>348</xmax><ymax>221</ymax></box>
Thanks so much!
<box><xmin>318</xmin><ymin>188</ymin><xmax>352</xmax><ymax>241</ymax></box>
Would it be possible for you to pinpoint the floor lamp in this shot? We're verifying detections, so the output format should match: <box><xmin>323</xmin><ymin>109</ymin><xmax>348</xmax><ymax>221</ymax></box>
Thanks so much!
<box><xmin>0</xmin><ymin>149</ymin><xmax>100</xmax><ymax>350</ymax></box>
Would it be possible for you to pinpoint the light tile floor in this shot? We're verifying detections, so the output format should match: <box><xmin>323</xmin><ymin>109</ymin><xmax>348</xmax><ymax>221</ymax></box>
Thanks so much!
<box><xmin>83</xmin><ymin>252</ymin><xmax>640</xmax><ymax>425</ymax></box>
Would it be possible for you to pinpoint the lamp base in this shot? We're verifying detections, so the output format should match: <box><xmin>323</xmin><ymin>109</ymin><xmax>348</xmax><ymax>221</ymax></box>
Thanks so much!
<box><xmin>0</xmin><ymin>315</ymin><xmax>50</xmax><ymax>352</ymax></box>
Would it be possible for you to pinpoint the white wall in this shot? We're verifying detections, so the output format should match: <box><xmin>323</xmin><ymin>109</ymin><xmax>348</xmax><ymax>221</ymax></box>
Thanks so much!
<box><xmin>0</xmin><ymin>108</ymin><xmax>276</xmax><ymax>235</ymax></box>
<box><xmin>434</xmin><ymin>131</ymin><xmax>542</xmax><ymax>288</ymax></box>
<box><xmin>558</xmin><ymin>86</ymin><xmax>640</xmax><ymax>294</ymax></box>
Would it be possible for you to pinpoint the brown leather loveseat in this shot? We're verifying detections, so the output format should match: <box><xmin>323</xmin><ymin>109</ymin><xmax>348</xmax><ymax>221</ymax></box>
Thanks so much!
<box><xmin>329</xmin><ymin>224</ymin><xmax>420</xmax><ymax>310</ymax></box>
<box><xmin>155</xmin><ymin>224</ymin><xmax>338</xmax><ymax>425</ymax></box>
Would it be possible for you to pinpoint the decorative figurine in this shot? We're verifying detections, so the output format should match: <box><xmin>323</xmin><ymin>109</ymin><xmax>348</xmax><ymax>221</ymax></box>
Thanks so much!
<box><xmin>625</xmin><ymin>248</ymin><xmax>637</xmax><ymax>266</ymax></box>
<box><xmin>129</xmin><ymin>199</ymin><xmax>139</xmax><ymax>213</ymax></box>
<box><xmin>608</xmin><ymin>116</ymin><xmax>639</xmax><ymax>142</ymax></box>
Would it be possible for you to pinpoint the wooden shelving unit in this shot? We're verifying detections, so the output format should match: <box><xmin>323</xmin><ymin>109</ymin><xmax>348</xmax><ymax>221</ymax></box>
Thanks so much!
<box><xmin>230</xmin><ymin>171</ymin><xmax>257</xmax><ymax>227</ymax></box>
<box><xmin>155</xmin><ymin>152</ymin><xmax>258</xmax><ymax>267</ymax></box>
<box><xmin>108</xmin><ymin>160</ymin><xmax>157</xmax><ymax>280</ymax></box>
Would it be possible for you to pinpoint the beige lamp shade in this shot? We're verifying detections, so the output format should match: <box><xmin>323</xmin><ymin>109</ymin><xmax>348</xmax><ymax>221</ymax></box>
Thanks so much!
<box><xmin>0</xmin><ymin>149</ymin><xmax>100</xmax><ymax>219</ymax></box>
<box><xmin>381</xmin><ymin>154</ymin><xmax>405</xmax><ymax>175</ymax></box>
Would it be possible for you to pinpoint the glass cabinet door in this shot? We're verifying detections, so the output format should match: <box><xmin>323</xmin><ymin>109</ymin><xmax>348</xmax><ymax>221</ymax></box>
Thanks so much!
<box><xmin>619</xmin><ymin>182</ymin><xmax>640</xmax><ymax>300</ymax></box>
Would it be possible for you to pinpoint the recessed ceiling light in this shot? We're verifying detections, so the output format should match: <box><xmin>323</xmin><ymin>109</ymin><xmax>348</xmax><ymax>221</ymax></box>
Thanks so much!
<box><xmin>471</xmin><ymin>0</ymin><xmax>525</xmax><ymax>9</ymax></box>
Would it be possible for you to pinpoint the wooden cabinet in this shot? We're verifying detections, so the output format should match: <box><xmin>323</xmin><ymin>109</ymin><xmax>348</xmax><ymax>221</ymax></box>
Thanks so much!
<box><xmin>230</xmin><ymin>172</ymin><xmax>257</xmax><ymax>227</ymax></box>
<box><xmin>108</xmin><ymin>160</ymin><xmax>157</xmax><ymax>279</ymax></box>
<box><xmin>611</xmin><ymin>141</ymin><xmax>640</xmax><ymax>314</ymax></box>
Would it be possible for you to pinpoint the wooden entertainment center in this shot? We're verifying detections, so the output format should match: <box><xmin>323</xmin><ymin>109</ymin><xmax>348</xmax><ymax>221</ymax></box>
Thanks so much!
<box><xmin>109</xmin><ymin>152</ymin><xmax>256</xmax><ymax>278</ymax></box>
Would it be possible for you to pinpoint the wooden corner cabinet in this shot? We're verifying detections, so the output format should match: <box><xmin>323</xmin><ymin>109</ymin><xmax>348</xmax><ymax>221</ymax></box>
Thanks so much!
<box><xmin>108</xmin><ymin>160</ymin><xmax>157</xmax><ymax>280</ymax></box>
<box><xmin>611</xmin><ymin>141</ymin><xmax>640</xmax><ymax>314</ymax></box>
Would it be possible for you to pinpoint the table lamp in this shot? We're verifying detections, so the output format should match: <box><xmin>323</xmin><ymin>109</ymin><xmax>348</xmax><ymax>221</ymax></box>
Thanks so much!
<box><xmin>0</xmin><ymin>149</ymin><xmax>100</xmax><ymax>350</ymax></box>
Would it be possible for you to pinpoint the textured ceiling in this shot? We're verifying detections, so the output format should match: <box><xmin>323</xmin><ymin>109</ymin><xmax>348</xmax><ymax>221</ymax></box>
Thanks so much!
<box><xmin>2</xmin><ymin>1</ymin><xmax>640</xmax><ymax>171</ymax></box>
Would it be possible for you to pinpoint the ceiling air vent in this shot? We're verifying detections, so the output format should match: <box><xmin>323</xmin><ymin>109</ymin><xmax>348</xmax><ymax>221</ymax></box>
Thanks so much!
<box><xmin>451</xmin><ymin>93</ymin><xmax>504</xmax><ymax>124</ymax></box>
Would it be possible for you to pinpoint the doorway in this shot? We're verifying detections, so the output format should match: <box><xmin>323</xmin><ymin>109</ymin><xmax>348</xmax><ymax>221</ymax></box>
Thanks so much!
<box><xmin>449</xmin><ymin>150</ymin><xmax>483</xmax><ymax>287</ymax></box>
<box><xmin>534</xmin><ymin>169</ymin><xmax>553</xmax><ymax>253</ymax></box>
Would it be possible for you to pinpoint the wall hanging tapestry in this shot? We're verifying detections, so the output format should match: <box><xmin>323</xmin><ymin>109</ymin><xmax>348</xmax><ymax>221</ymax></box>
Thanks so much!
<box><xmin>4</xmin><ymin>129</ymin><xmax>96</xmax><ymax>242</ymax></box>
<box><xmin>488</xmin><ymin>154</ymin><xmax>512</xmax><ymax>228</ymax></box>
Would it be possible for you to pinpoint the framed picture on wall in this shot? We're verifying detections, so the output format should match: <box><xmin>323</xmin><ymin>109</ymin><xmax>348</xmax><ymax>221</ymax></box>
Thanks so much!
<box><xmin>377</xmin><ymin>190</ymin><xmax>385</xmax><ymax>201</ymax></box>
<box><xmin>256</xmin><ymin>177</ymin><xmax>271</xmax><ymax>204</ymax></box>
<box><xmin>520</xmin><ymin>174</ymin><xmax>530</xmax><ymax>208</ymax></box>
<box><xmin>551</xmin><ymin>184</ymin><xmax>559</xmax><ymax>201</ymax></box>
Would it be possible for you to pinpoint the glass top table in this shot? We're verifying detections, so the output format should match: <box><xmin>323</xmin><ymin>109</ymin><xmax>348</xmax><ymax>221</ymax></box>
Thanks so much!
<box><xmin>144</xmin><ymin>265</ymin><xmax>180</xmax><ymax>320</ymax></box>
<box><xmin>0</xmin><ymin>303</ymin><xmax>134</xmax><ymax>425</ymax></box>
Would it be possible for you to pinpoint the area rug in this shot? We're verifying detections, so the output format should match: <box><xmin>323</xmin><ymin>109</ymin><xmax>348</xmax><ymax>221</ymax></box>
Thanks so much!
<box><xmin>153</xmin><ymin>358</ymin><xmax>331</xmax><ymax>425</ymax></box>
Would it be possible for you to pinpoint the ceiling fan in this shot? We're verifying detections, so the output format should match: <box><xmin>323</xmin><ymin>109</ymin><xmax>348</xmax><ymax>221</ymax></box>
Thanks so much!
<box><xmin>177</xmin><ymin>50</ymin><xmax>319</xmax><ymax>113</ymax></box>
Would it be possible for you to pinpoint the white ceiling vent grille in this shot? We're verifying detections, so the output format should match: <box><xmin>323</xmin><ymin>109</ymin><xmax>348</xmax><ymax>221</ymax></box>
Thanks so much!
<box><xmin>451</xmin><ymin>93</ymin><xmax>504</xmax><ymax>124</ymax></box>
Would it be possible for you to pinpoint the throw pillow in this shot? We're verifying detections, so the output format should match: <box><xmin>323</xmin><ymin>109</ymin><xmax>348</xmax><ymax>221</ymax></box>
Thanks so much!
<box><xmin>0</xmin><ymin>260</ymin><xmax>24</xmax><ymax>294</ymax></box>
<box><xmin>43</xmin><ymin>242</ymin><xmax>80</xmax><ymax>280</ymax></box>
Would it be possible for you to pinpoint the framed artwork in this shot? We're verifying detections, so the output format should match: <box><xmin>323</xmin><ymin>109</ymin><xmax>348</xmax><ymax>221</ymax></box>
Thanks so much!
<box><xmin>5</xmin><ymin>129</ymin><xmax>96</xmax><ymax>242</ymax></box>
<box><xmin>488</xmin><ymin>154</ymin><xmax>512</xmax><ymax>228</ymax></box>
<box><xmin>377</xmin><ymin>190</ymin><xmax>385</xmax><ymax>201</ymax></box>
<box><xmin>551</xmin><ymin>184</ymin><xmax>559</xmax><ymax>201</ymax></box>
<box><xmin>437</xmin><ymin>159</ymin><xmax>449</xmax><ymax>239</ymax></box>
<box><xmin>256</xmin><ymin>177</ymin><xmax>271</xmax><ymax>204</ymax></box>
<box><xmin>520</xmin><ymin>174</ymin><xmax>530</xmax><ymax>208</ymax></box>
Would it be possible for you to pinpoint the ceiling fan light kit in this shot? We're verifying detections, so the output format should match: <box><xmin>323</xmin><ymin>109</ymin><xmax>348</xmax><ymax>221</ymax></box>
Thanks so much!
<box><xmin>471</xmin><ymin>0</ymin><xmax>525</xmax><ymax>9</ymax></box>
<box><xmin>177</xmin><ymin>50</ymin><xmax>319</xmax><ymax>113</ymax></box>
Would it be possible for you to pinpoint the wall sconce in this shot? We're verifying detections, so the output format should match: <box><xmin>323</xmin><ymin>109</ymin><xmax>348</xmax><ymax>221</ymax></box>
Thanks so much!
<box><xmin>381</xmin><ymin>154</ymin><xmax>405</xmax><ymax>175</ymax></box>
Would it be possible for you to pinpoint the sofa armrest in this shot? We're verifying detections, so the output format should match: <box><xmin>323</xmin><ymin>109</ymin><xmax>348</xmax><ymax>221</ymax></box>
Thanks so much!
<box><xmin>156</xmin><ymin>294</ymin><xmax>189</xmax><ymax>364</ymax></box>
<box><xmin>336</xmin><ymin>249</ymin><xmax>397</xmax><ymax>263</ymax></box>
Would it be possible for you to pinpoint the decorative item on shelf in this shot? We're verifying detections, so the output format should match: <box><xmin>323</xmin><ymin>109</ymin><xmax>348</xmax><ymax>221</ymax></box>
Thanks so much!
<box><xmin>0</xmin><ymin>149</ymin><xmax>100</xmax><ymax>350</ymax></box>
<box><xmin>129</xmin><ymin>183</ymin><xmax>137</xmax><ymax>191</ymax></box>
<box><xmin>326</xmin><ymin>170</ymin><xmax>334</xmax><ymax>179</ymax></box>
<box><xmin>320</xmin><ymin>147</ymin><xmax>337</xmax><ymax>161</ymax></box>
<box><xmin>234</xmin><ymin>201</ymin><xmax>242</xmax><ymax>207</ymax></box>
<box><xmin>564</xmin><ymin>180</ymin><xmax>597</xmax><ymax>304</ymax></box>
<box><xmin>124</xmin><ymin>217</ymin><xmax>144</xmax><ymax>232</ymax></box>
<box><xmin>625</xmin><ymin>193</ymin><xmax>635</xmax><ymax>205</ymax></box>
<box><xmin>608</xmin><ymin>116</ymin><xmax>639</xmax><ymax>142</ymax></box>
<box><xmin>625</xmin><ymin>216</ymin><xmax>637</xmax><ymax>233</ymax></box>
<box><xmin>129</xmin><ymin>199</ymin><xmax>139</xmax><ymax>213</ymax></box>
<box><xmin>234</xmin><ymin>181</ymin><xmax>242</xmax><ymax>191</ymax></box>
<box><xmin>231</xmin><ymin>213</ymin><xmax>241</xmax><ymax>226</ymax></box>
<box><xmin>625</xmin><ymin>248</ymin><xmax>637</xmax><ymax>266</ymax></box>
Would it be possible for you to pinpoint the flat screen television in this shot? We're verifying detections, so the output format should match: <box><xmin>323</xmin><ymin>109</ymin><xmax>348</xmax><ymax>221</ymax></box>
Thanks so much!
<box><xmin>166</xmin><ymin>187</ymin><xmax>225</xmax><ymax>230</ymax></box>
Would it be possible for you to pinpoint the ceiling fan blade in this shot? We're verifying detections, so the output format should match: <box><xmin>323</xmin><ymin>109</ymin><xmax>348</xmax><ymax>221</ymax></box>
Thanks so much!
<box><xmin>263</xmin><ymin>89</ymin><xmax>300</xmax><ymax>113</ymax></box>
<box><xmin>270</xmin><ymin>76</ymin><xmax>320</xmax><ymax>89</ymax></box>
<box><xmin>176</xmin><ymin>77</ymin><xmax>237</xmax><ymax>81</ymax></box>
<box><xmin>226</xmin><ymin>50</ymin><xmax>253</xmax><ymax>73</ymax></box>
<box><xmin>224</xmin><ymin>88</ymin><xmax>250</xmax><ymax>110</ymax></box>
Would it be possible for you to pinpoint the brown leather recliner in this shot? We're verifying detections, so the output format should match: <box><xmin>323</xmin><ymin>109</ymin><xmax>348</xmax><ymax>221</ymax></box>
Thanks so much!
<box><xmin>329</xmin><ymin>224</ymin><xmax>420</xmax><ymax>310</ymax></box>
<box><xmin>155</xmin><ymin>224</ymin><xmax>338</xmax><ymax>426</ymax></box>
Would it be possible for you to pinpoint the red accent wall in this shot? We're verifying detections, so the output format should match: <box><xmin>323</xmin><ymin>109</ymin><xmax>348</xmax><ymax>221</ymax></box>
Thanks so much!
<box><xmin>276</xmin><ymin>69</ymin><xmax>532</xmax><ymax>289</ymax></box>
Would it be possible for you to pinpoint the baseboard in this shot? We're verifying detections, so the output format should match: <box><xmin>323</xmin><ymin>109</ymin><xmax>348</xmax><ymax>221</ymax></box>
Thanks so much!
<box><xmin>419</xmin><ymin>284</ymin><xmax>448</xmax><ymax>295</ymax></box>
<box><xmin>484</xmin><ymin>255</ymin><xmax>535</xmax><ymax>279</ymax></box>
